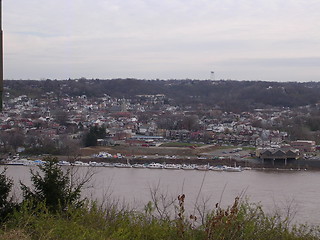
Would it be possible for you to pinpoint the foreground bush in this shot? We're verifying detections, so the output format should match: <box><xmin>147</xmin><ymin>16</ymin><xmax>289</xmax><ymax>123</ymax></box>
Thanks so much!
<box><xmin>1</xmin><ymin>196</ymin><xmax>319</xmax><ymax>240</ymax></box>
<box><xmin>20</xmin><ymin>156</ymin><xmax>92</xmax><ymax>212</ymax></box>
<box><xmin>0</xmin><ymin>168</ymin><xmax>15</xmax><ymax>222</ymax></box>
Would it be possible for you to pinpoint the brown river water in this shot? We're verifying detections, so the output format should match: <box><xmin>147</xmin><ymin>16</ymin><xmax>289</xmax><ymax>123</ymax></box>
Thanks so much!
<box><xmin>2</xmin><ymin>165</ymin><xmax>320</xmax><ymax>225</ymax></box>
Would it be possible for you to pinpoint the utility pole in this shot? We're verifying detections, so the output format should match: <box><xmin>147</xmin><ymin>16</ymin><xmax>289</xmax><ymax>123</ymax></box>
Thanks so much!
<box><xmin>0</xmin><ymin>0</ymin><xmax>3</xmax><ymax>111</ymax></box>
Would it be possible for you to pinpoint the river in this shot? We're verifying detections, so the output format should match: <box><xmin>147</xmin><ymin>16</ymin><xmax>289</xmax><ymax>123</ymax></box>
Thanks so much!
<box><xmin>2</xmin><ymin>165</ymin><xmax>320</xmax><ymax>225</ymax></box>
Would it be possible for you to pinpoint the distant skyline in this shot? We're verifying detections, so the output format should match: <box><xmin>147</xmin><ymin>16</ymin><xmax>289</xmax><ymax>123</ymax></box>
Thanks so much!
<box><xmin>3</xmin><ymin>0</ymin><xmax>320</xmax><ymax>81</ymax></box>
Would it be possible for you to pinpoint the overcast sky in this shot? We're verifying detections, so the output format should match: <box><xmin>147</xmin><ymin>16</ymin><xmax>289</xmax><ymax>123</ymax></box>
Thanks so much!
<box><xmin>3</xmin><ymin>0</ymin><xmax>320</xmax><ymax>81</ymax></box>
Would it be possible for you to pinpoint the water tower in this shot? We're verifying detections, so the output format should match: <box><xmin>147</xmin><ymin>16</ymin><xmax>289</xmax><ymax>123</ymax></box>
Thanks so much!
<box><xmin>210</xmin><ymin>71</ymin><xmax>215</xmax><ymax>81</ymax></box>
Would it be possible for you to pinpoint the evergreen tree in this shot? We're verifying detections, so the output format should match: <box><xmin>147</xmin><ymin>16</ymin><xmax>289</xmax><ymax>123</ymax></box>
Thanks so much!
<box><xmin>20</xmin><ymin>156</ymin><xmax>86</xmax><ymax>212</ymax></box>
<box><xmin>84</xmin><ymin>125</ymin><xmax>106</xmax><ymax>147</ymax></box>
<box><xmin>0</xmin><ymin>168</ymin><xmax>14</xmax><ymax>220</ymax></box>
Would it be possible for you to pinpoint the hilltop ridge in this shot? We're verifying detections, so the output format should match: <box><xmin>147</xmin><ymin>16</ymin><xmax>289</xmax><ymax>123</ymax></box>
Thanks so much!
<box><xmin>5</xmin><ymin>79</ymin><xmax>320</xmax><ymax>112</ymax></box>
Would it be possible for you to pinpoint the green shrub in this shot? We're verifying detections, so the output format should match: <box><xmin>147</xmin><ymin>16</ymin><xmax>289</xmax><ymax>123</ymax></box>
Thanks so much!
<box><xmin>2</xmin><ymin>197</ymin><xmax>320</xmax><ymax>240</ymax></box>
<box><xmin>0</xmin><ymin>168</ymin><xmax>15</xmax><ymax>222</ymax></box>
<box><xmin>20</xmin><ymin>156</ymin><xmax>87</xmax><ymax>212</ymax></box>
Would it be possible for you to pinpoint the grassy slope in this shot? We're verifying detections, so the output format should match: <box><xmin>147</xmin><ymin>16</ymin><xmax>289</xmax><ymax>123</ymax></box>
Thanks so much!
<box><xmin>1</xmin><ymin>199</ymin><xmax>319</xmax><ymax>240</ymax></box>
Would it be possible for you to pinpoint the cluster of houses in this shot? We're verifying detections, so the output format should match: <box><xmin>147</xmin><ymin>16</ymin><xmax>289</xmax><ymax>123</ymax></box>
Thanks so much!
<box><xmin>0</xmin><ymin>92</ymin><xmax>318</xmax><ymax>161</ymax></box>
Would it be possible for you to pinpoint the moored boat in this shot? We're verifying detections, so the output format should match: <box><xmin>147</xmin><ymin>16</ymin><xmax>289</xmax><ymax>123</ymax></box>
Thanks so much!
<box><xmin>181</xmin><ymin>164</ymin><xmax>196</xmax><ymax>170</ymax></box>
<box><xmin>224</xmin><ymin>166</ymin><xmax>242</xmax><ymax>172</ymax></box>
<box><xmin>147</xmin><ymin>163</ymin><xmax>164</xmax><ymax>169</ymax></box>
<box><xmin>132</xmin><ymin>163</ymin><xmax>146</xmax><ymax>168</ymax></box>
<box><xmin>114</xmin><ymin>163</ymin><xmax>132</xmax><ymax>168</ymax></box>
<box><xmin>164</xmin><ymin>164</ymin><xmax>181</xmax><ymax>170</ymax></box>
<box><xmin>6</xmin><ymin>159</ymin><xmax>26</xmax><ymax>166</ymax></box>
<box><xmin>210</xmin><ymin>166</ymin><xmax>224</xmax><ymax>171</ymax></box>
<box><xmin>58</xmin><ymin>160</ymin><xmax>71</xmax><ymax>166</ymax></box>
<box><xmin>196</xmin><ymin>164</ymin><xmax>210</xmax><ymax>171</ymax></box>
<box><xmin>242</xmin><ymin>167</ymin><xmax>252</xmax><ymax>170</ymax></box>
<box><xmin>73</xmin><ymin>161</ymin><xmax>90</xmax><ymax>167</ymax></box>
<box><xmin>102</xmin><ymin>162</ymin><xmax>115</xmax><ymax>167</ymax></box>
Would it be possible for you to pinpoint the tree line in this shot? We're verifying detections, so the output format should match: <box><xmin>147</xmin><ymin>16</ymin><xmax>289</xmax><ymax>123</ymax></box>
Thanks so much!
<box><xmin>5</xmin><ymin>79</ymin><xmax>320</xmax><ymax>112</ymax></box>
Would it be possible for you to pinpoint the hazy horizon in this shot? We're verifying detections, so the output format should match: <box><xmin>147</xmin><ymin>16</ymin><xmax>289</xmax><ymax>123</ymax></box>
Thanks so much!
<box><xmin>3</xmin><ymin>0</ymin><xmax>320</xmax><ymax>82</ymax></box>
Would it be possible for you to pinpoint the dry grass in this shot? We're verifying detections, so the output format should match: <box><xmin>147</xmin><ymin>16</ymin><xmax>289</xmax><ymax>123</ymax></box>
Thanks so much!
<box><xmin>0</xmin><ymin>229</ymin><xmax>31</xmax><ymax>240</ymax></box>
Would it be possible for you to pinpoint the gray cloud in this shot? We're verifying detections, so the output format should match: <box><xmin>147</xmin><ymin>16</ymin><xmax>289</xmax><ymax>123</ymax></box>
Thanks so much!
<box><xmin>224</xmin><ymin>57</ymin><xmax>320</xmax><ymax>67</ymax></box>
<box><xmin>3</xmin><ymin>0</ymin><xmax>320</xmax><ymax>81</ymax></box>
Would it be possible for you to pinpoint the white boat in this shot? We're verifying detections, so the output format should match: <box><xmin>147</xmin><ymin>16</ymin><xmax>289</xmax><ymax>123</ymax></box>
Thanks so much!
<box><xmin>242</xmin><ymin>167</ymin><xmax>252</xmax><ymax>170</ymax></box>
<box><xmin>102</xmin><ymin>162</ymin><xmax>115</xmax><ymax>167</ymax></box>
<box><xmin>181</xmin><ymin>164</ymin><xmax>196</xmax><ymax>170</ymax></box>
<box><xmin>89</xmin><ymin>161</ymin><xmax>98</xmax><ymax>167</ymax></box>
<box><xmin>6</xmin><ymin>159</ymin><xmax>26</xmax><ymax>165</ymax></box>
<box><xmin>114</xmin><ymin>163</ymin><xmax>132</xmax><ymax>168</ymax></box>
<box><xmin>196</xmin><ymin>165</ymin><xmax>210</xmax><ymax>171</ymax></box>
<box><xmin>89</xmin><ymin>161</ymin><xmax>105</xmax><ymax>167</ymax></box>
<box><xmin>224</xmin><ymin>166</ymin><xmax>242</xmax><ymax>172</ymax></box>
<box><xmin>73</xmin><ymin>161</ymin><xmax>90</xmax><ymax>167</ymax></box>
<box><xmin>164</xmin><ymin>164</ymin><xmax>181</xmax><ymax>170</ymax></box>
<box><xmin>147</xmin><ymin>163</ymin><xmax>164</xmax><ymax>169</ymax></box>
<box><xmin>132</xmin><ymin>164</ymin><xmax>146</xmax><ymax>169</ymax></box>
<box><xmin>23</xmin><ymin>159</ymin><xmax>46</xmax><ymax>166</ymax></box>
<box><xmin>58</xmin><ymin>161</ymin><xmax>71</xmax><ymax>166</ymax></box>
<box><xmin>22</xmin><ymin>160</ymin><xmax>35</xmax><ymax>166</ymax></box>
<box><xmin>210</xmin><ymin>166</ymin><xmax>224</xmax><ymax>171</ymax></box>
